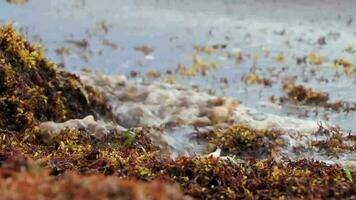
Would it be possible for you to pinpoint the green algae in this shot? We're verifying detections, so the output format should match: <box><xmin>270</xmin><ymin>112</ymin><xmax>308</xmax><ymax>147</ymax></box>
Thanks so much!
<box><xmin>343</xmin><ymin>166</ymin><xmax>354</xmax><ymax>183</ymax></box>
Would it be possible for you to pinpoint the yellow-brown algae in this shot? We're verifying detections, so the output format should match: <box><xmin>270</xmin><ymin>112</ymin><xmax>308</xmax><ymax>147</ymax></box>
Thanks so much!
<box><xmin>0</xmin><ymin>25</ymin><xmax>107</xmax><ymax>132</ymax></box>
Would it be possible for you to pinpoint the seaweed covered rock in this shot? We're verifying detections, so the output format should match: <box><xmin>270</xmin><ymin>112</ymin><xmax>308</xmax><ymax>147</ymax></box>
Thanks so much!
<box><xmin>0</xmin><ymin>25</ymin><xmax>106</xmax><ymax>131</ymax></box>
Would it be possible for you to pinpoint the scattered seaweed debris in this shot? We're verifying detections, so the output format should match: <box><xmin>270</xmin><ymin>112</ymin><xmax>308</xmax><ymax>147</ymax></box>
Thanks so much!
<box><xmin>281</xmin><ymin>82</ymin><xmax>329</xmax><ymax>105</ymax></box>
<box><xmin>242</xmin><ymin>72</ymin><xmax>273</xmax><ymax>87</ymax></box>
<box><xmin>65</xmin><ymin>39</ymin><xmax>89</xmax><ymax>49</ymax></box>
<box><xmin>308</xmin><ymin>53</ymin><xmax>324</xmax><ymax>65</ymax></box>
<box><xmin>0</xmin><ymin>25</ymin><xmax>108</xmax><ymax>131</ymax></box>
<box><xmin>324</xmin><ymin>101</ymin><xmax>356</xmax><ymax>112</ymax></box>
<box><xmin>193</xmin><ymin>44</ymin><xmax>227</xmax><ymax>55</ymax></box>
<box><xmin>135</xmin><ymin>46</ymin><xmax>154</xmax><ymax>56</ymax></box>
<box><xmin>176</xmin><ymin>54</ymin><xmax>219</xmax><ymax>77</ymax></box>
<box><xmin>311</xmin><ymin>125</ymin><xmax>356</xmax><ymax>156</ymax></box>
<box><xmin>5</xmin><ymin>0</ymin><xmax>28</xmax><ymax>5</ymax></box>
<box><xmin>280</xmin><ymin>82</ymin><xmax>356</xmax><ymax>112</ymax></box>
<box><xmin>334</xmin><ymin>58</ymin><xmax>356</xmax><ymax>75</ymax></box>
<box><xmin>205</xmin><ymin>125</ymin><xmax>283</xmax><ymax>158</ymax></box>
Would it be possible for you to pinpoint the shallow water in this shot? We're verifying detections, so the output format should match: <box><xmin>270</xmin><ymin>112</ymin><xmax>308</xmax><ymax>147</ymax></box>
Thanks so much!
<box><xmin>39</xmin><ymin>75</ymin><xmax>355</xmax><ymax>164</ymax></box>
<box><xmin>1</xmin><ymin>0</ymin><xmax>355</xmax><ymax>130</ymax></box>
<box><xmin>1</xmin><ymin>0</ymin><xmax>355</xmax><ymax>162</ymax></box>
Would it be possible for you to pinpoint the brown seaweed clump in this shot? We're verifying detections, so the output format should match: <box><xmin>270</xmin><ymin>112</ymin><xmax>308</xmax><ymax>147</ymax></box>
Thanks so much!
<box><xmin>324</xmin><ymin>100</ymin><xmax>356</xmax><ymax>113</ymax></box>
<box><xmin>334</xmin><ymin>58</ymin><xmax>356</xmax><ymax>75</ymax></box>
<box><xmin>0</xmin><ymin>123</ymin><xmax>355</xmax><ymax>199</ymax></box>
<box><xmin>0</xmin><ymin>25</ymin><xmax>107</xmax><ymax>132</ymax></box>
<box><xmin>160</xmin><ymin>157</ymin><xmax>356</xmax><ymax>199</ymax></box>
<box><xmin>311</xmin><ymin>126</ymin><xmax>356</xmax><ymax>156</ymax></box>
<box><xmin>280</xmin><ymin>82</ymin><xmax>356</xmax><ymax>112</ymax></box>
<box><xmin>206</xmin><ymin>125</ymin><xmax>283</xmax><ymax>159</ymax></box>
<box><xmin>243</xmin><ymin>72</ymin><xmax>273</xmax><ymax>87</ymax></box>
<box><xmin>281</xmin><ymin>82</ymin><xmax>329</xmax><ymax>105</ymax></box>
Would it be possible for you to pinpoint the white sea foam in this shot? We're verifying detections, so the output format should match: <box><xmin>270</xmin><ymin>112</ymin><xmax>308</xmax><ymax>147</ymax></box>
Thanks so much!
<box><xmin>39</xmin><ymin>73</ymin><xmax>354</xmax><ymax>165</ymax></box>
<box><xmin>39</xmin><ymin>115</ymin><xmax>126</xmax><ymax>140</ymax></box>
<box><xmin>82</xmin><ymin>74</ymin><xmax>320</xmax><ymax>133</ymax></box>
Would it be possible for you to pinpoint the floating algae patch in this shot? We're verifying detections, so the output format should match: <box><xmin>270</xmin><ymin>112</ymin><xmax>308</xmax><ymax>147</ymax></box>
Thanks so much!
<box><xmin>334</xmin><ymin>58</ymin><xmax>356</xmax><ymax>76</ymax></box>
<box><xmin>0</xmin><ymin>25</ymin><xmax>108</xmax><ymax>132</ymax></box>
<box><xmin>280</xmin><ymin>82</ymin><xmax>356</xmax><ymax>112</ymax></box>
<box><xmin>281</xmin><ymin>82</ymin><xmax>329</xmax><ymax>105</ymax></box>
<box><xmin>5</xmin><ymin>0</ymin><xmax>28</xmax><ymax>5</ymax></box>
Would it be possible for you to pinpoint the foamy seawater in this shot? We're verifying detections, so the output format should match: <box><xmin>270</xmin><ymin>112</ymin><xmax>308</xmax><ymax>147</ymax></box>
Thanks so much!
<box><xmin>79</xmin><ymin>73</ymin><xmax>354</xmax><ymax>166</ymax></box>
